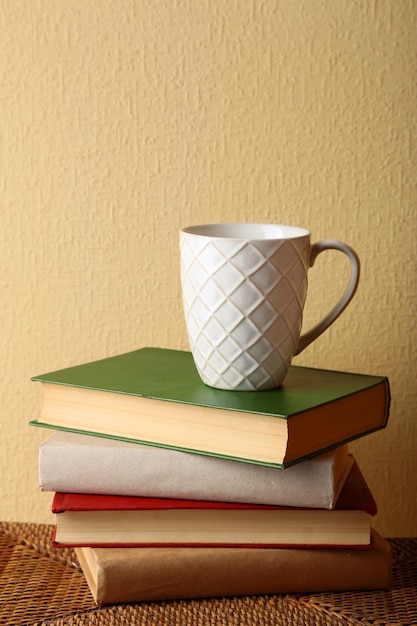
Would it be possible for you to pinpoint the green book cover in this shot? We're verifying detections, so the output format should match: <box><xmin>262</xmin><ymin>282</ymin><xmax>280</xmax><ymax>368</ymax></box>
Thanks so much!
<box><xmin>31</xmin><ymin>346</ymin><xmax>390</xmax><ymax>419</ymax></box>
<box><xmin>30</xmin><ymin>347</ymin><xmax>390</xmax><ymax>467</ymax></box>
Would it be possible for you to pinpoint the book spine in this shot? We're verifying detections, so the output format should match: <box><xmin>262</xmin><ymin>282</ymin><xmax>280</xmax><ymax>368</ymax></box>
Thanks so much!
<box><xmin>77</xmin><ymin>531</ymin><xmax>392</xmax><ymax>605</ymax></box>
<box><xmin>39</xmin><ymin>435</ymin><xmax>345</xmax><ymax>508</ymax></box>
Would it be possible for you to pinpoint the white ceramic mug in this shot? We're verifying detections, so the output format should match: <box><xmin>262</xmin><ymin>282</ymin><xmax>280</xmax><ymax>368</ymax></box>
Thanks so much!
<box><xmin>180</xmin><ymin>223</ymin><xmax>360</xmax><ymax>391</ymax></box>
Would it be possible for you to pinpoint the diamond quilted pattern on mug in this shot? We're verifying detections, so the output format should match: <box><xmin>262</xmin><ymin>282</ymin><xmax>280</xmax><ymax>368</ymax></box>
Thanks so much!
<box><xmin>262</xmin><ymin>314</ymin><xmax>294</xmax><ymax>346</ymax></box>
<box><xmin>191</xmin><ymin>344</ymin><xmax>210</xmax><ymax>372</ymax></box>
<box><xmin>202</xmin><ymin>316</ymin><xmax>230</xmax><ymax>347</ymax></box>
<box><xmin>248</xmin><ymin>352</ymin><xmax>288</xmax><ymax>388</ymax></box>
<box><xmin>274</xmin><ymin>332</ymin><xmax>298</xmax><ymax>361</ymax></box>
<box><xmin>249</xmin><ymin>262</ymin><xmax>283</xmax><ymax>295</ymax></box>
<box><xmin>217</xmin><ymin>335</ymin><xmax>245</xmax><ymax>363</ymax></box>
<box><xmin>185</xmin><ymin>258</ymin><xmax>211</xmax><ymax>292</ymax></box>
<box><xmin>183</xmin><ymin>313</ymin><xmax>201</xmax><ymax>343</ymax></box>
<box><xmin>181</xmin><ymin>274</ymin><xmax>203</xmax><ymax>311</ymax></box>
<box><xmin>245</xmin><ymin>366</ymin><xmax>278</xmax><ymax>390</ymax></box>
<box><xmin>229</xmin><ymin>243</ymin><xmax>271</xmax><ymax>274</ymax></box>
<box><xmin>232</xmin><ymin>351</ymin><xmax>263</xmax><ymax>376</ymax></box>
<box><xmin>213</xmin><ymin>263</ymin><xmax>246</xmax><ymax>296</ymax></box>
<box><xmin>286</xmin><ymin>261</ymin><xmax>308</xmax><ymax>296</ymax></box>
<box><xmin>280</xmin><ymin>293</ymin><xmax>304</xmax><ymax>321</ymax></box>
<box><xmin>180</xmin><ymin>238</ymin><xmax>198</xmax><ymax>269</ymax></box>
<box><xmin>205</xmin><ymin>350</ymin><xmax>230</xmax><ymax>375</ymax></box>
<box><xmin>246</xmin><ymin>300</ymin><xmax>279</xmax><ymax>332</ymax></box>
<box><xmin>196</xmin><ymin>359</ymin><xmax>220</xmax><ymax>385</ymax></box>
<box><xmin>218</xmin><ymin>365</ymin><xmax>246</xmax><ymax>389</ymax></box>
<box><xmin>229</xmin><ymin>281</ymin><xmax>264</xmax><ymax>315</ymax></box>
<box><xmin>198</xmin><ymin>241</ymin><xmax>239</xmax><ymax>271</ymax></box>
<box><xmin>262</xmin><ymin>350</ymin><xmax>288</xmax><ymax>374</ymax></box>
<box><xmin>198</xmin><ymin>239</ymin><xmax>242</xmax><ymax>271</ymax></box>
<box><xmin>198</xmin><ymin>280</ymin><xmax>228</xmax><ymax>313</ymax></box>
<box><xmin>247</xmin><ymin>336</ymin><xmax>275</xmax><ymax>362</ymax></box>
<box><xmin>191</xmin><ymin>333</ymin><xmax>214</xmax><ymax>361</ymax></box>
<box><xmin>186</xmin><ymin>297</ymin><xmax>211</xmax><ymax>328</ymax></box>
<box><xmin>268</xmin><ymin>240</ymin><xmax>306</xmax><ymax>274</ymax></box>
<box><xmin>216</xmin><ymin>239</ymin><xmax>249</xmax><ymax>258</ymax></box>
<box><xmin>268</xmin><ymin>278</ymin><xmax>301</xmax><ymax>311</ymax></box>
<box><xmin>213</xmin><ymin>300</ymin><xmax>245</xmax><ymax>332</ymax></box>
<box><xmin>231</xmin><ymin>318</ymin><xmax>263</xmax><ymax>350</ymax></box>
<box><xmin>264</xmin><ymin>315</ymin><xmax>301</xmax><ymax>358</ymax></box>
<box><xmin>251</xmin><ymin>239</ymin><xmax>285</xmax><ymax>260</ymax></box>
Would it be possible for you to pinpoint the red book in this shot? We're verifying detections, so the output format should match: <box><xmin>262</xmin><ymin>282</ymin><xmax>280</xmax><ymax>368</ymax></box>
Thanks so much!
<box><xmin>52</xmin><ymin>461</ymin><xmax>376</xmax><ymax>549</ymax></box>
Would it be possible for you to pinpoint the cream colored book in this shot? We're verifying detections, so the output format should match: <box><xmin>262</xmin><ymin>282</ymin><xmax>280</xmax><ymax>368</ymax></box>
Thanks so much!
<box><xmin>40</xmin><ymin>431</ymin><xmax>353</xmax><ymax>509</ymax></box>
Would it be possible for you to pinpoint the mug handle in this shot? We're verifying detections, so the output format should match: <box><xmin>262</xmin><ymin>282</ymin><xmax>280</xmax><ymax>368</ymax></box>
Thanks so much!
<box><xmin>294</xmin><ymin>240</ymin><xmax>360</xmax><ymax>355</ymax></box>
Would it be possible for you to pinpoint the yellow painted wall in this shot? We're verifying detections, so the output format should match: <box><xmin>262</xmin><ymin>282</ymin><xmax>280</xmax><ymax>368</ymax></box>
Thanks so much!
<box><xmin>0</xmin><ymin>1</ymin><xmax>415</xmax><ymax>536</ymax></box>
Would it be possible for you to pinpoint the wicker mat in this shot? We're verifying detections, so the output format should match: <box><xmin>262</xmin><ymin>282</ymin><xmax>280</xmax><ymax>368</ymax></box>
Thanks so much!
<box><xmin>0</xmin><ymin>522</ymin><xmax>416</xmax><ymax>626</ymax></box>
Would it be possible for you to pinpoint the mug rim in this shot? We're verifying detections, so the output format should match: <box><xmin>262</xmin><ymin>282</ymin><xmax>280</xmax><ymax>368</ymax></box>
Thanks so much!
<box><xmin>181</xmin><ymin>223</ymin><xmax>310</xmax><ymax>241</ymax></box>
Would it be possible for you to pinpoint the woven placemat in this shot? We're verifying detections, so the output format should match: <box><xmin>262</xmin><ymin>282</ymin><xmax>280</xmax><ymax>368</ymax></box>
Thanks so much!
<box><xmin>0</xmin><ymin>522</ymin><xmax>416</xmax><ymax>626</ymax></box>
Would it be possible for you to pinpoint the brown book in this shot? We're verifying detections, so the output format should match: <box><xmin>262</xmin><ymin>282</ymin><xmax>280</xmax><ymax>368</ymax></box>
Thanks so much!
<box><xmin>75</xmin><ymin>529</ymin><xmax>392</xmax><ymax>605</ymax></box>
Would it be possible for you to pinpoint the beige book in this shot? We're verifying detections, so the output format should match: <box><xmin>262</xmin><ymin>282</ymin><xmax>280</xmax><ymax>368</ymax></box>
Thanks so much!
<box><xmin>76</xmin><ymin>529</ymin><xmax>392</xmax><ymax>605</ymax></box>
<box><xmin>40</xmin><ymin>431</ymin><xmax>352</xmax><ymax>509</ymax></box>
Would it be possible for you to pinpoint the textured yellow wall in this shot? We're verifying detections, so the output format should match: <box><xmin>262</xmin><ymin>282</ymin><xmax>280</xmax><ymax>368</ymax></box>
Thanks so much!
<box><xmin>0</xmin><ymin>1</ymin><xmax>415</xmax><ymax>536</ymax></box>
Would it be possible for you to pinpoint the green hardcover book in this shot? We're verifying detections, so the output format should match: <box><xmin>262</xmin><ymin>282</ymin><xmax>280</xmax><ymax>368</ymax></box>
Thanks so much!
<box><xmin>30</xmin><ymin>347</ymin><xmax>390</xmax><ymax>468</ymax></box>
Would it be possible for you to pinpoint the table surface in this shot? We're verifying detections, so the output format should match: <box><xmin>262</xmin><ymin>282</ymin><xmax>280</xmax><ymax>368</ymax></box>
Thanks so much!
<box><xmin>1</xmin><ymin>521</ymin><xmax>416</xmax><ymax>626</ymax></box>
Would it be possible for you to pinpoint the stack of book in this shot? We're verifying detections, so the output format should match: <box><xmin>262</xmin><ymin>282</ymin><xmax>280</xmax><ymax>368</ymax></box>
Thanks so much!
<box><xmin>30</xmin><ymin>347</ymin><xmax>393</xmax><ymax>605</ymax></box>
